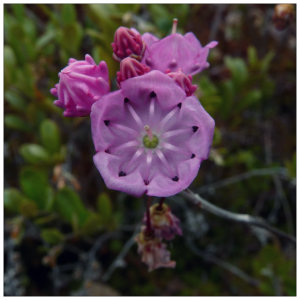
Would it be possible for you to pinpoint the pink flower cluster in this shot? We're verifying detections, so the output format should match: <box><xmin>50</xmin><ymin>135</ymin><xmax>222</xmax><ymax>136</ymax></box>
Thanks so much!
<box><xmin>51</xmin><ymin>19</ymin><xmax>217</xmax><ymax>271</ymax></box>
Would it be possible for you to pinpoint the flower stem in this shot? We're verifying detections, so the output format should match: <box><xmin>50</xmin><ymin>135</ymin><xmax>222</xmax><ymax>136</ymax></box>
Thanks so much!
<box><xmin>145</xmin><ymin>197</ymin><xmax>153</xmax><ymax>235</ymax></box>
<box><xmin>157</xmin><ymin>197</ymin><xmax>165</xmax><ymax>211</ymax></box>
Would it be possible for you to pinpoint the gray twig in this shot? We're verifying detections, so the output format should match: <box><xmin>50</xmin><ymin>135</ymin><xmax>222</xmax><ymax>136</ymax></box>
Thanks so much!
<box><xmin>186</xmin><ymin>237</ymin><xmax>261</xmax><ymax>287</ymax></box>
<box><xmin>102</xmin><ymin>226</ymin><xmax>140</xmax><ymax>282</ymax></box>
<box><xmin>181</xmin><ymin>189</ymin><xmax>296</xmax><ymax>244</ymax></box>
<box><xmin>196</xmin><ymin>167</ymin><xmax>288</xmax><ymax>194</ymax></box>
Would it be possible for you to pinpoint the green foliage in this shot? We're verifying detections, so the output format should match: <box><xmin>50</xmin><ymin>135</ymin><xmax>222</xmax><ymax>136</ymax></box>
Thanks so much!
<box><xmin>54</xmin><ymin>187</ymin><xmax>89</xmax><ymax>231</ymax></box>
<box><xmin>20</xmin><ymin>166</ymin><xmax>54</xmax><ymax>210</ymax></box>
<box><xmin>41</xmin><ymin>228</ymin><xmax>64</xmax><ymax>245</ymax></box>
<box><xmin>4</xmin><ymin>188</ymin><xmax>24</xmax><ymax>214</ymax></box>
<box><xmin>39</xmin><ymin>119</ymin><xmax>61</xmax><ymax>154</ymax></box>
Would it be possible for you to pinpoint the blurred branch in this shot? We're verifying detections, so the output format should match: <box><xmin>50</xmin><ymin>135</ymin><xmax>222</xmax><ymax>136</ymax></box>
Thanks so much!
<box><xmin>102</xmin><ymin>225</ymin><xmax>140</xmax><ymax>282</ymax></box>
<box><xmin>186</xmin><ymin>237</ymin><xmax>261</xmax><ymax>287</ymax></box>
<box><xmin>181</xmin><ymin>189</ymin><xmax>296</xmax><ymax>244</ymax></box>
<box><xmin>196</xmin><ymin>167</ymin><xmax>288</xmax><ymax>193</ymax></box>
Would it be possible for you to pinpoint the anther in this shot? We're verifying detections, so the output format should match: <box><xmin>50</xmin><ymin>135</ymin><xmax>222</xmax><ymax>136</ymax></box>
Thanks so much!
<box><xmin>144</xmin><ymin>179</ymin><xmax>149</xmax><ymax>186</ymax></box>
<box><xmin>104</xmin><ymin>120</ymin><xmax>110</xmax><ymax>126</ymax></box>
<box><xmin>124</xmin><ymin>97</ymin><xmax>130</xmax><ymax>103</ymax></box>
<box><xmin>192</xmin><ymin>126</ymin><xmax>199</xmax><ymax>132</ymax></box>
<box><xmin>149</xmin><ymin>91</ymin><xmax>156</xmax><ymax>98</ymax></box>
<box><xmin>172</xmin><ymin>176</ymin><xmax>179</xmax><ymax>182</ymax></box>
<box><xmin>172</xmin><ymin>18</ymin><xmax>178</xmax><ymax>34</ymax></box>
<box><xmin>105</xmin><ymin>149</ymin><xmax>110</xmax><ymax>154</ymax></box>
<box><xmin>144</xmin><ymin>125</ymin><xmax>153</xmax><ymax>140</ymax></box>
<box><xmin>191</xmin><ymin>153</ymin><xmax>195</xmax><ymax>159</ymax></box>
<box><xmin>118</xmin><ymin>171</ymin><xmax>126</xmax><ymax>177</ymax></box>
<box><xmin>177</xmin><ymin>103</ymin><xmax>182</xmax><ymax>108</ymax></box>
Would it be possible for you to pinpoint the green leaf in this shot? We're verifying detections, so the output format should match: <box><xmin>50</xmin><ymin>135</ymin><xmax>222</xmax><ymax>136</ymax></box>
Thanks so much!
<box><xmin>41</xmin><ymin>228</ymin><xmax>64</xmax><ymax>245</ymax></box>
<box><xmin>4</xmin><ymin>188</ymin><xmax>24</xmax><ymax>214</ymax></box>
<box><xmin>20</xmin><ymin>199</ymin><xmax>39</xmax><ymax>217</ymax></box>
<box><xmin>5</xmin><ymin>90</ymin><xmax>27</xmax><ymax>111</ymax></box>
<box><xmin>40</xmin><ymin>119</ymin><xmax>61</xmax><ymax>154</ymax></box>
<box><xmin>225</xmin><ymin>56</ymin><xmax>248</xmax><ymax>88</ymax></box>
<box><xmin>19</xmin><ymin>166</ymin><xmax>50</xmax><ymax>210</ymax></box>
<box><xmin>247</xmin><ymin>46</ymin><xmax>258</xmax><ymax>68</ymax></box>
<box><xmin>11</xmin><ymin>4</ymin><xmax>25</xmax><ymax>22</ymax></box>
<box><xmin>4</xmin><ymin>46</ymin><xmax>16</xmax><ymax>86</ymax></box>
<box><xmin>4</xmin><ymin>114</ymin><xmax>31</xmax><ymax>132</ymax></box>
<box><xmin>261</xmin><ymin>51</ymin><xmax>275</xmax><ymax>73</ymax></box>
<box><xmin>54</xmin><ymin>187</ymin><xmax>89</xmax><ymax>230</ymax></box>
<box><xmin>61</xmin><ymin>4</ymin><xmax>77</xmax><ymax>25</ymax></box>
<box><xmin>79</xmin><ymin>212</ymin><xmax>102</xmax><ymax>235</ymax></box>
<box><xmin>20</xmin><ymin>144</ymin><xmax>51</xmax><ymax>164</ymax></box>
<box><xmin>97</xmin><ymin>192</ymin><xmax>112</xmax><ymax>222</ymax></box>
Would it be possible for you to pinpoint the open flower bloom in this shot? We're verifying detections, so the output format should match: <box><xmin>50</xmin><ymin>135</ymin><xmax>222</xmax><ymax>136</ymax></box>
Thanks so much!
<box><xmin>144</xmin><ymin>203</ymin><xmax>182</xmax><ymax>240</ymax></box>
<box><xmin>135</xmin><ymin>226</ymin><xmax>176</xmax><ymax>271</ymax></box>
<box><xmin>91</xmin><ymin>70</ymin><xmax>215</xmax><ymax>197</ymax></box>
<box><xmin>142</xmin><ymin>32</ymin><xmax>218</xmax><ymax>76</ymax></box>
<box><xmin>51</xmin><ymin>54</ymin><xmax>110</xmax><ymax>117</ymax></box>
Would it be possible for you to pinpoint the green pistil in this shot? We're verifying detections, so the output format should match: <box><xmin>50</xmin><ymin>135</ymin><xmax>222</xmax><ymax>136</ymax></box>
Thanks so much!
<box><xmin>143</xmin><ymin>134</ymin><xmax>159</xmax><ymax>149</ymax></box>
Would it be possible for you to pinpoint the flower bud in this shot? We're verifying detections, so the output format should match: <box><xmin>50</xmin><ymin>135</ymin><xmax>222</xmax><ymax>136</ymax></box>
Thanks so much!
<box><xmin>167</xmin><ymin>69</ymin><xmax>197</xmax><ymax>96</ymax></box>
<box><xmin>51</xmin><ymin>54</ymin><xmax>110</xmax><ymax>117</ymax></box>
<box><xmin>117</xmin><ymin>57</ymin><xmax>150</xmax><ymax>85</ymax></box>
<box><xmin>112</xmin><ymin>27</ymin><xmax>145</xmax><ymax>61</ymax></box>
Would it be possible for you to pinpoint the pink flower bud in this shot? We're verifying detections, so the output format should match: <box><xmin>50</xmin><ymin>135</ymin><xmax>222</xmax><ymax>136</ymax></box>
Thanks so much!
<box><xmin>167</xmin><ymin>69</ymin><xmax>197</xmax><ymax>96</ymax></box>
<box><xmin>51</xmin><ymin>54</ymin><xmax>110</xmax><ymax>117</ymax></box>
<box><xmin>112</xmin><ymin>27</ymin><xmax>145</xmax><ymax>61</ymax></box>
<box><xmin>135</xmin><ymin>226</ymin><xmax>176</xmax><ymax>272</ymax></box>
<box><xmin>117</xmin><ymin>57</ymin><xmax>150</xmax><ymax>85</ymax></box>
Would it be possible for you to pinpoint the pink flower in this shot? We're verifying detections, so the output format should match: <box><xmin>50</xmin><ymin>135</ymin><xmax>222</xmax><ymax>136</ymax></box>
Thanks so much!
<box><xmin>167</xmin><ymin>69</ymin><xmax>197</xmax><ymax>96</ymax></box>
<box><xmin>112</xmin><ymin>27</ymin><xmax>145</xmax><ymax>61</ymax></box>
<box><xmin>144</xmin><ymin>203</ymin><xmax>182</xmax><ymax>240</ymax></box>
<box><xmin>51</xmin><ymin>54</ymin><xmax>110</xmax><ymax>117</ymax></box>
<box><xmin>116</xmin><ymin>57</ymin><xmax>150</xmax><ymax>85</ymax></box>
<box><xmin>135</xmin><ymin>226</ymin><xmax>176</xmax><ymax>272</ymax></box>
<box><xmin>91</xmin><ymin>70</ymin><xmax>215</xmax><ymax>197</ymax></box>
<box><xmin>142</xmin><ymin>32</ymin><xmax>218</xmax><ymax>76</ymax></box>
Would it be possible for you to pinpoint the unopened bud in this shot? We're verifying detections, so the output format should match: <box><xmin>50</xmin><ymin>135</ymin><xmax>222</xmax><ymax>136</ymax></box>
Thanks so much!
<box><xmin>117</xmin><ymin>57</ymin><xmax>150</xmax><ymax>85</ymax></box>
<box><xmin>112</xmin><ymin>27</ymin><xmax>145</xmax><ymax>61</ymax></box>
<box><xmin>167</xmin><ymin>70</ymin><xmax>197</xmax><ymax>96</ymax></box>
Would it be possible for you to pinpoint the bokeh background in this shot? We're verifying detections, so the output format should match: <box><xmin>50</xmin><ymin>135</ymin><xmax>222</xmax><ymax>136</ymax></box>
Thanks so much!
<box><xmin>4</xmin><ymin>4</ymin><xmax>296</xmax><ymax>296</ymax></box>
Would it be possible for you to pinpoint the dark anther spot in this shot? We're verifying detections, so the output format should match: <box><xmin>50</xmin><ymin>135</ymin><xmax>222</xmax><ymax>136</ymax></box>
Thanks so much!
<box><xmin>192</xmin><ymin>126</ymin><xmax>199</xmax><ymax>132</ymax></box>
<box><xmin>172</xmin><ymin>176</ymin><xmax>179</xmax><ymax>182</ymax></box>
<box><xmin>144</xmin><ymin>179</ymin><xmax>149</xmax><ymax>186</ymax></box>
<box><xmin>119</xmin><ymin>171</ymin><xmax>126</xmax><ymax>177</ymax></box>
<box><xmin>177</xmin><ymin>102</ymin><xmax>182</xmax><ymax>108</ymax></box>
<box><xmin>104</xmin><ymin>120</ymin><xmax>110</xmax><ymax>126</ymax></box>
<box><xmin>191</xmin><ymin>153</ymin><xmax>195</xmax><ymax>159</ymax></box>
<box><xmin>150</xmin><ymin>91</ymin><xmax>156</xmax><ymax>98</ymax></box>
<box><xmin>105</xmin><ymin>149</ymin><xmax>110</xmax><ymax>154</ymax></box>
<box><xmin>124</xmin><ymin>97</ymin><xmax>130</xmax><ymax>103</ymax></box>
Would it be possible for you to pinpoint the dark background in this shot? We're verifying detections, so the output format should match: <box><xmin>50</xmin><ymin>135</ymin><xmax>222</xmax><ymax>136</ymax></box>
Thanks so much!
<box><xmin>4</xmin><ymin>4</ymin><xmax>296</xmax><ymax>296</ymax></box>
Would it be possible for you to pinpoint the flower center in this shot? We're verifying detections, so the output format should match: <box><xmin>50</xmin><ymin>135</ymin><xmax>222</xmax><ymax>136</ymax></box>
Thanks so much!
<box><xmin>143</xmin><ymin>125</ymin><xmax>159</xmax><ymax>149</ymax></box>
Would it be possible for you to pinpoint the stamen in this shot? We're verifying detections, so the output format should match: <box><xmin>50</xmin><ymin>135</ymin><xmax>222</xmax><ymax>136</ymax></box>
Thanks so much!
<box><xmin>172</xmin><ymin>18</ymin><xmax>178</xmax><ymax>34</ymax></box>
<box><xmin>144</xmin><ymin>125</ymin><xmax>153</xmax><ymax>140</ymax></box>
